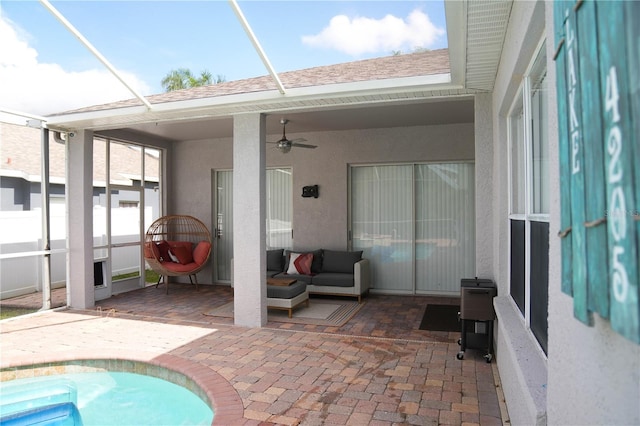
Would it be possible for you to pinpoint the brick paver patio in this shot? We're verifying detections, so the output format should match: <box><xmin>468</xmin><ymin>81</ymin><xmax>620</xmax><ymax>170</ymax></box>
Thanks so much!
<box><xmin>1</xmin><ymin>284</ymin><xmax>507</xmax><ymax>425</ymax></box>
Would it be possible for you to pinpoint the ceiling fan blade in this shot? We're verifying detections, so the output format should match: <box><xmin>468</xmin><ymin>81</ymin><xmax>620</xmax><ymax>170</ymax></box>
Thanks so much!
<box><xmin>291</xmin><ymin>142</ymin><xmax>317</xmax><ymax>149</ymax></box>
<box><xmin>288</xmin><ymin>137</ymin><xmax>307</xmax><ymax>143</ymax></box>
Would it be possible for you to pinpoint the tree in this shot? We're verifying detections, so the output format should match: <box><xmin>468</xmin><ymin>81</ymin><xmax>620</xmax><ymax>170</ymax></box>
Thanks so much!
<box><xmin>161</xmin><ymin>68</ymin><xmax>226</xmax><ymax>92</ymax></box>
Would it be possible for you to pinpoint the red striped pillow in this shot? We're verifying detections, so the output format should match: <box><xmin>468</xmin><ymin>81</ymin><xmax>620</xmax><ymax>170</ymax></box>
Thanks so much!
<box><xmin>286</xmin><ymin>252</ymin><xmax>313</xmax><ymax>275</ymax></box>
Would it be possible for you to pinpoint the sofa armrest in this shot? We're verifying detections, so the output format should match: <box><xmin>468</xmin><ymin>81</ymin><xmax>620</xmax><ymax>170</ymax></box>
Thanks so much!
<box><xmin>354</xmin><ymin>258</ymin><xmax>370</xmax><ymax>294</ymax></box>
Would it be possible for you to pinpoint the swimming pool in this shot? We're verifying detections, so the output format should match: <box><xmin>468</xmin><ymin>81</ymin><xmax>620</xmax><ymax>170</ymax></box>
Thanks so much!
<box><xmin>0</xmin><ymin>371</ymin><xmax>214</xmax><ymax>425</ymax></box>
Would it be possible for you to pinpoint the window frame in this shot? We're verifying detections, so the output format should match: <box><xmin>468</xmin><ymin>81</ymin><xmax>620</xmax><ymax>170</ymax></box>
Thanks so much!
<box><xmin>507</xmin><ymin>37</ymin><xmax>550</xmax><ymax>351</ymax></box>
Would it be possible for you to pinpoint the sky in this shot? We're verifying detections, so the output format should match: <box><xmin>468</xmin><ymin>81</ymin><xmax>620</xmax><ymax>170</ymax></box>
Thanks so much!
<box><xmin>0</xmin><ymin>0</ymin><xmax>447</xmax><ymax>117</ymax></box>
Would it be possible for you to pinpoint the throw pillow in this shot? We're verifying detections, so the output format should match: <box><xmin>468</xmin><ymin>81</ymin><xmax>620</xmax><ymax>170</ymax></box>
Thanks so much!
<box><xmin>286</xmin><ymin>252</ymin><xmax>313</xmax><ymax>275</ymax></box>
<box><xmin>171</xmin><ymin>245</ymin><xmax>194</xmax><ymax>264</ymax></box>
<box><xmin>167</xmin><ymin>249</ymin><xmax>179</xmax><ymax>263</ymax></box>
<box><xmin>286</xmin><ymin>249</ymin><xmax>323</xmax><ymax>273</ymax></box>
<box><xmin>267</xmin><ymin>249</ymin><xmax>285</xmax><ymax>271</ymax></box>
<box><xmin>193</xmin><ymin>241</ymin><xmax>211</xmax><ymax>265</ymax></box>
<box><xmin>144</xmin><ymin>242</ymin><xmax>160</xmax><ymax>260</ymax></box>
<box><xmin>155</xmin><ymin>240</ymin><xmax>172</xmax><ymax>262</ymax></box>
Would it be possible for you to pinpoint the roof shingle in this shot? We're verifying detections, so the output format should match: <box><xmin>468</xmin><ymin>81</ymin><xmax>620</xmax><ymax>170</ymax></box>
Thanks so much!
<box><xmin>57</xmin><ymin>49</ymin><xmax>449</xmax><ymax>115</ymax></box>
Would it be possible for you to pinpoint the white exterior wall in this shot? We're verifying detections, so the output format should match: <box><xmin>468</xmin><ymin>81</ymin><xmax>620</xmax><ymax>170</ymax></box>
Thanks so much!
<box><xmin>171</xmin><ymin>122</ymin><xmax>475</xmax><ymax>284</ymax></box>
<box><xmin>491</xmin><ymin>2</ymin><xmax>548</xmax><ymax>423</ymax></box>
<box><xmin>231</xmin><ymin>113</ymin><xmax>267</xmax><ymax>327</ymax></box>
<box><xmin>543</xmin><ymin>3</ymin><xmax>640</xmax><ymax>425</ymax></box>
<box><xmin>474</xmin><ymin>93</ymin><xmax>494</xmax><ymax>279</ymax></box>
<box><xmin>491</xmin><ymin>1</ymin><xmax>640</xmax><ymax>425</ymax></box>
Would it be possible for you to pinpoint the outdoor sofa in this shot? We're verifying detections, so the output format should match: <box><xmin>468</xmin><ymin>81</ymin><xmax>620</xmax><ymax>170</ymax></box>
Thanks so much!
<box><xmin>231</xmin><ymin>249</ymin><xmax>370</xmax><ymax>303</ymax></box>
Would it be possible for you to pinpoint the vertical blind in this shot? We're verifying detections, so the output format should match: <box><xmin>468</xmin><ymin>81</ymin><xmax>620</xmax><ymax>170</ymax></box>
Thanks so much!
<box><xmin>215</xmin><ymin>171</ymin><xmax>233</xmax><ymax>282</ymax></box>
<box><xmin>266</xmin><ymin>169</ymin><xmax>293</xmax><ymax>249</ymax></box>
<box><xmin>215</xmin><ymin>168</ymin><xmax>292</xmax><ymax>282</ymax></box>
<box><xmin>351</xmin><ymin>163</ymin><xmax>475</xmax><ymax>295</ymax></box>
<box><xmin>415</xmin><ymin>164</ymin><xmax>476</xmax><ymax>293</ymax></box>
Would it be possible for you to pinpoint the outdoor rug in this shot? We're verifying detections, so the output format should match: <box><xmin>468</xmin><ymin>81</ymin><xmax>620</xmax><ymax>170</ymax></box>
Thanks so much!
<box><xmin>419</xmin><ymin>304</ymin><xmax>460</xmax><ymax>332</ymax></box>
<box><xmin>204</xmin><ymin>299</ymin><xmax>365</xmax><ymax>327</ymax></box>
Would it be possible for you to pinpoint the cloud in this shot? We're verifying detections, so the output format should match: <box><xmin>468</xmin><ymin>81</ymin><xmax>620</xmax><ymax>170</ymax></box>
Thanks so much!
<box><xmin>302</xmin><ymin>9</ymin><xmax>445</xmax><ymax>56</ymax></box>
<box><xmin>0</xmin><ymin>17</ymin><xmax>150</xmax><ymax>116</ymax></box>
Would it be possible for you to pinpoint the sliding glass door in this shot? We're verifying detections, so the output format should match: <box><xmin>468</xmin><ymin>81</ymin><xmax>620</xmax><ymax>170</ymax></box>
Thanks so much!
<box><xmin>415</xmin><ymin>164</ymin><xmax>475</xmax><ymax>293</ymax></box>
<box><xmin>214</xmin><ymin>168</ymin><xmax>292</xmax><ymax>283</ymax></box>
<box><xmin>351</xmin><ymin>162</ymin><xmax>475</xmax><ymax>295</ymax></box>
<box><xmin>351</xmin><ymin>165</ymin><xmax>414</xmax><ymax>293</ymax></box>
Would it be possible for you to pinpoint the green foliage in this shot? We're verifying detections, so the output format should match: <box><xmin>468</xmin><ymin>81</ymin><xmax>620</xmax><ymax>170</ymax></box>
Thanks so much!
<box><xmin>161</xmin><ymin>68</ymin><xmax>226</xmax><ymax>92</ymax></box>
<box><xmin>112</xmin><ymin>269</ymin><xmax>160</xmax><ymax>283</ymax></box>
<box><xmin>0</xmin><ymin>307</ymin><xmax>38</xmax><ymax>320</ymax></box>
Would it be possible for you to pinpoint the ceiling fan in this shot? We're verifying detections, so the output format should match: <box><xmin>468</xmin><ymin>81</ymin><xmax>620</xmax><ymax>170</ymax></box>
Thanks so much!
<box><xmin>268</xmin><ymin>119</ymin><xmax>317</xmax><ymax>153</ymax></box>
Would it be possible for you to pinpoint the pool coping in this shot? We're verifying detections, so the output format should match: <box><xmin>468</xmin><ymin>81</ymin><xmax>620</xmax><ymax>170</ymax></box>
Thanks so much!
<box><xmin>0</xmin><ymin>349</ymin><xmax>244</xmax><ymax>425</ymax></box>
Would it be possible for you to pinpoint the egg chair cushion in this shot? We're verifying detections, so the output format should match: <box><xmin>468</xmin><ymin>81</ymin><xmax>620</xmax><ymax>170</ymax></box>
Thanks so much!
<box><xmin>193</xmin><ymin>241</ymin><xmax>211</xmax><ymax>266</ymax></box>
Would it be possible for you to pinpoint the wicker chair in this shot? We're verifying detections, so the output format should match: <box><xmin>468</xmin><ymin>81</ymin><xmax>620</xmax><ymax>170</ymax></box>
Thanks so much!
<box><xmin>144</xmin><ymin>215</ymin><xmax>212</xmax><ymax>294</ymax></box>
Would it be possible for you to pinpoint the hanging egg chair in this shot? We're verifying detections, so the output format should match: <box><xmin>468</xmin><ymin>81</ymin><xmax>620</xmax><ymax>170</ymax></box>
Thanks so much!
<box><xmin>144</xmin><ymin>215</ymin><xmax>212</xmax><ymax>294</ymax></box>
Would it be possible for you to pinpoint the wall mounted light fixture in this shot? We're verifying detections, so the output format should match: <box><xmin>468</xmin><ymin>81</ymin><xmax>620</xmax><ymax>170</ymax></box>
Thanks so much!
<box><xmin>302</xmin><ymin>185</ymin><xmax>319</xmax><ymax>198</ymax></box>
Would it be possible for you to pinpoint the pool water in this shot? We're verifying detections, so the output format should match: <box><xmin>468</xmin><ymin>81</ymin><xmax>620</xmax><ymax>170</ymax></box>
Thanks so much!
<box><xmin>0</xmin><ymin>372</ymin><xmax>214</xmax><ymax>425</ymax></box>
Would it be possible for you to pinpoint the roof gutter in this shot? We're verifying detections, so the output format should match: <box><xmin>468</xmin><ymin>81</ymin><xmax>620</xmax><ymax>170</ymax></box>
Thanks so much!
<box><xmin>228</xmin><ymin>0</ymin><xmax>286</xmax><ymax>95</ymax></box>
<box><xmin>39</xmin><ymin>0</ymin><xmax>153</xmax><ymax>111</ymax></box>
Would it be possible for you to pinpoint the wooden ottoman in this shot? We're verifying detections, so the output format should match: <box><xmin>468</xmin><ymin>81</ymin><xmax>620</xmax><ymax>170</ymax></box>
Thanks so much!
<box><xmin>266</xmin><ymin>279</ymin><xmax>309</xmax><ymax>318</ymax></box>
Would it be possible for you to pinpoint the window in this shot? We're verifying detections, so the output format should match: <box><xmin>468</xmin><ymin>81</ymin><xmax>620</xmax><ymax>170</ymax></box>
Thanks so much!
<box><xmin>508</xmin><ymin>41</ymin><xmax>549</xmax><ymax>353</ymax></box>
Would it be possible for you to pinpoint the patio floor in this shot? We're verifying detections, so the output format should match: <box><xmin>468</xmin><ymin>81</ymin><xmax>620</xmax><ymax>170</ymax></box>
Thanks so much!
<box><xmin>1</xmin><ymin>284</ymin><xmax>507</xmax><ymax>425</ymax></box>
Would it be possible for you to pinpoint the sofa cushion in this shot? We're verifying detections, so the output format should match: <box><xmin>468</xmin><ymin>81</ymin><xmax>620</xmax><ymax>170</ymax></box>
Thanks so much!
<box><xmin>311</xmin><ymin>273</ymin><xmax>355</xmax><ymax>287</ymax></box>
<box><xmin>267</xmin><ymin>249</ymin><xmax>284</xmax><ymax>272</ymax></box>
<box><xmin>322</xmin><ymin>250</ymin><xmax>363</xmax><ymax>273</ymax></box>
<box><xmin>286</xmin><ymin>252</ymin><xmax>313</xmax><ymax>275</ymax></box>
<box><xmin>267</xmin><ymin>281</ymin><xmax>307</xmax><ymax>299</ymax></box>
<box><xmin>161</xmin><ymin>261</ymin><xmax>198</xmax><ymax>273</ymax></box>
<box><xmin>273</xmin><ymin>272</ymin><xmax>313</xmax><ymax>284</ymax></box>
<box><xmin>286</xmin><ymin>249</ymin><xmax>323</xmax><ymax>273</ymax></box>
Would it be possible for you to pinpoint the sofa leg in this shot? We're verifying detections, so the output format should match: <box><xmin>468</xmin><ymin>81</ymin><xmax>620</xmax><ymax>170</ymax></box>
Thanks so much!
<box><xmin>288</xmin><ymin>308</ymin><xmax>293</xmax><ymax>318</ymax></box>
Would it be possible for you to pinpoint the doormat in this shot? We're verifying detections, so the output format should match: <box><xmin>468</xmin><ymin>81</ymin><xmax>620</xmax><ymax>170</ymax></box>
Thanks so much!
<box><xmin>204</xmin><ymin>299</ymin><xmax>365</xmax><ymax>327</ymax></box>
<box><xmin>419</xmin><ymin>304</ymin><xmax>460</xmax><ymax>332</ymax></box>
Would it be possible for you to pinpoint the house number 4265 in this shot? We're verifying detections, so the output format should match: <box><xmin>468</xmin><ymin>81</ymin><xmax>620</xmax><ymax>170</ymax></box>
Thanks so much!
<box><xmin>605</xmin><ymin>65</ymin><xmax>629</xmax><ymax>303</ymax></box>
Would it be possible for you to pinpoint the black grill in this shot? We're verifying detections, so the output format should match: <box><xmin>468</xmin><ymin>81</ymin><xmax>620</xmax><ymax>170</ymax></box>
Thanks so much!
<box><xmin>457</xmin><ymin>278</ymin><xmax>496</xmax><ymax>363</ymax></box>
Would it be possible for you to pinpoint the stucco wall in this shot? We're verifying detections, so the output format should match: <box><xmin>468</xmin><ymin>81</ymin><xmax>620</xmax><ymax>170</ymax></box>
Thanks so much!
<box><xmin>491</xmin><ymin>1</ymin><xmax>640</xmax><ymax>425</ymax></box>
<box><xmin>544</xmin><ymin>2</ymin><xmax>640</xmax><ymax>425</ymax></box>
<box><xmin>491</xmin><ymin>1</ymin><xmax>548</xmax><ymax>424</ymax></box>
<box><xmin>170</xmin><ymin>122</ymin><xmax>474</xmax><ymax>283</ymax></box>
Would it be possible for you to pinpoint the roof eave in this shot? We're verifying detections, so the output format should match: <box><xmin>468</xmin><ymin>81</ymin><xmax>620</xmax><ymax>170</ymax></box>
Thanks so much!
<box><xmin>444</xmin><ymin>0</ymin><xmax>467</xmax><ymax>87</ymax></box>
<box><xmin>45</xmin><ymin>73</ymin><xmax>463</xmax><ymax>132</ymax></box>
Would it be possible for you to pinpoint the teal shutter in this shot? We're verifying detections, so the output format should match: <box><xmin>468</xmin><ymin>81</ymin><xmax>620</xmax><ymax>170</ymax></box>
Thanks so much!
<box><xmin>577</xmin><ymin>0</ymin><xmax>608</xmax><ymax>318</ymax></box>
<box><xmin>554</xmin><ymin>0</ymin><xmax>639</xmax><ymax>343</ymax></box>
<box><xmin>626</xmin><ymin>1</ymin><xmax>640</xmax><ymax>301</ymax></box>
<box><xmin>554</xmin><ymin>0</ymin><xmax>573</xmax><ymax>296</ymax></box>
<box><xmin>566</xmin><ymin>3</ymin><xmax>590</xmax><ymax>324</ymax></box>
<box><xmin>597</xmin><ymin>0</ymin><xmax>639</xmax><ymax>343</ymax></box>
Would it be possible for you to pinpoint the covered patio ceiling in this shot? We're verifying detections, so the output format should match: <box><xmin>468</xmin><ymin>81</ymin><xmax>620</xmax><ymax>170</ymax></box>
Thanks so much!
<box><xmin>43</xmin><ymin>0</ymin><xmax>512</xmax><ymax>142</ymax></box>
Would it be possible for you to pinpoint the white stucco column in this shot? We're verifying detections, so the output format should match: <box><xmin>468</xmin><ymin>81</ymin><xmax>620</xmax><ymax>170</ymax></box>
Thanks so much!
<box><xmin>474</xmin><ymin>93</ymin><xmax>494</xmax><ymax>279</ymax></box>
<box><xmin>66</xmin><ymin>130</ymin><xmax>94</xmax><ymax>309</ymax></box>
<box><xmin>232</xmin><ymin>113</ymin><xmax>267</xmax><ymax>327</ymax></box>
